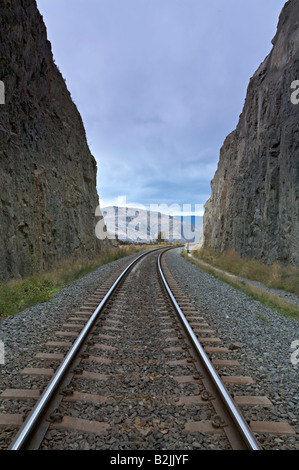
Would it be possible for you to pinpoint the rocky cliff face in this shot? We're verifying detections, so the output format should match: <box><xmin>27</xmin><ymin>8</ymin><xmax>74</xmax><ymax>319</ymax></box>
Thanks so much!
<box><xmin>203</xmin><ymin>0</ymin><xmax>299</xmax><ymax>266</ymax></box>
<box><xmin>0</xmin><ymin>0</ymin><xmax>108</xmax><ymax>280</ymax></box>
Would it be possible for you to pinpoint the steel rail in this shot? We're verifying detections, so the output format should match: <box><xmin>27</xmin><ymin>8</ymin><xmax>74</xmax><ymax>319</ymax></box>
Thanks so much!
<box><xmin>10</xmin><ymin>247</ymin><xmax>164</xmax><ymax>450</ymax></box>
<box><xmin>157</xmin><ymin>250</ymin><xmax>261</xmax><ymax>451</ymax></box>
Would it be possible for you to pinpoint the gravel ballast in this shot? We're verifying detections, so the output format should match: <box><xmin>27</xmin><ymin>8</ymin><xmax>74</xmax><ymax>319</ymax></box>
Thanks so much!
<box><xmin>165</xmin><ymin>249</ymin><xmax>299</xmax><ymax>450</ymax></box>
<box><xmin>0</xmin><ymin>248</ymin><xmax>298</xmax><ymax>450</ymax></box>
<box><xmin>0</xmin><ymin>253</ymin><xmax>140</xmax><ymax>398</ymax></box>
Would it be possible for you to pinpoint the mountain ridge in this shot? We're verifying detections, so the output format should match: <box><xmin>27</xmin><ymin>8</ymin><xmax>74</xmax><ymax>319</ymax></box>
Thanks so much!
<box><xmin>102</xmin><ymin>206</ymin><xmax>203</xmax><ymax>243</ymax></box>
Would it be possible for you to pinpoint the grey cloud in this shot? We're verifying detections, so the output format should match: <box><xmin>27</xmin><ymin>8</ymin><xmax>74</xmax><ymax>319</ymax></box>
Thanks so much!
<box><xmin>37</xmin><ymin>0</ymin><xmax>286</xmax><ymax>210</ymax></box>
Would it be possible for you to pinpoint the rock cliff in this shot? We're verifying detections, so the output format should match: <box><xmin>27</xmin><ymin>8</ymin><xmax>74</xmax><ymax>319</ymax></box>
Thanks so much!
<box><xmin>0</xmin><ymin>0</ymin><xmax>108</xmax><ymax>280</ymax></box>
<box><xmin>203</xmin><ymin>0</ymin><xmax>299</xmax><ymax>266</ymax></box>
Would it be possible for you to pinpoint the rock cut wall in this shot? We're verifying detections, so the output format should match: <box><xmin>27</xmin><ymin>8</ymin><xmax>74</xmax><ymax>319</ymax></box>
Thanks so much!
<box><xmin>203</xmin><ymin>0</ymin><xmax>299</xmax><ymax>266</ymax></box>
<box><xmin>0</xmin><ymin>0</ymin><xmax>108</xmax><ymax>280</ymax></box>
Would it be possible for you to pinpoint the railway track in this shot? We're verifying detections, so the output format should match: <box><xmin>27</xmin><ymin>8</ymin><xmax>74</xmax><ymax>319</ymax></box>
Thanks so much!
<box><xmin>0</xmin><ymin>247</ymin><xmax>295</xmax><ymax>451</ymax></box>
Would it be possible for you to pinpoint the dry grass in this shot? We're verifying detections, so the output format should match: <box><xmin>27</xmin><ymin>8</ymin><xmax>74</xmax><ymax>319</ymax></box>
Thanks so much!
<box><xmin>0</xmin><ymin>245</ymin><xmax>143</xmax><ymax>321</ymax></box>
<box><xmin>193</xmin><ymin>247</ymin><xmax>299</xmax><ymax>297</ymax></box>
<box><xmin>182</xmin><ymin>250</ymin><xmax>299</xmax><ymax>321</ymax></box>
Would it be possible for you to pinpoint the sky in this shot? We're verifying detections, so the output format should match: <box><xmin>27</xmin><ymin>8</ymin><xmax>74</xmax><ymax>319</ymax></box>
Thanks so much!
<box><xmin>36</xmin><ymin>0</ymin><xmax>286</xmax><ymax>217</ymax></box>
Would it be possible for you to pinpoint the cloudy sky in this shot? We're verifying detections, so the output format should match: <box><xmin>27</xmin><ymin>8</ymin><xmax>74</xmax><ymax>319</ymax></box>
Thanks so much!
<box><xmin>37</xmin><ymin>0</ymin><xmax>286</xmax><ymax>216</ymax></box>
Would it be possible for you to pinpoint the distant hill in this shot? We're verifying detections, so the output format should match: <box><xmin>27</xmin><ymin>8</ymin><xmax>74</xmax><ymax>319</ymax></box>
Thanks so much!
<box><xmin>102</xmin><ymin>206</ymin><xmax>203</xmax><ymax>243</ymax></box>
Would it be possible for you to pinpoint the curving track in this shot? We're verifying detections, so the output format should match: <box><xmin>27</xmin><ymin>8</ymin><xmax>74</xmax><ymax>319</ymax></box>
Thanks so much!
<box><xmin>0</xmin><ymin>247</ymin><xmax>294</xmax><ymax>450</ymax></box>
